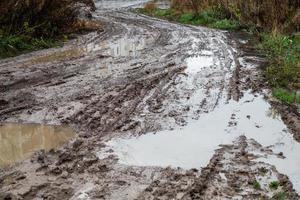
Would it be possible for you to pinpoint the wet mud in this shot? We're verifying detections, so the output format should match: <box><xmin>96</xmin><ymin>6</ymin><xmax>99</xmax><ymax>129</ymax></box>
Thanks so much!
<box><xmin>0</xmin><ymin>0</ymin><xmax>300</xmax><ymax>199</ymax></box>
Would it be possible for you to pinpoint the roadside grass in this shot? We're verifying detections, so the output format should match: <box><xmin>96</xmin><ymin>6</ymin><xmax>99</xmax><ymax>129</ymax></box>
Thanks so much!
<box><xmin>0</xmin><ymin>21</ymin><xmax>62</xmax><ymax>59</ymax></box>
<box><xmin>0</xmin><ymin>34</ymin><xmax>59</xmax><ymax>58</ymax></box>
<box><xmin>138</xmin><ymin>8</ymin><xmax>241</xmax><ymax>30</ymax></box>
<box><xmin>259</xmin><ymin>33</ymin><xmax>300</xmax><ymax>88</ymax></box>
<box><xmin>273</xmin><ymin>88</ymin><xmax>300</xmax><ymax>105</ymax></box>
<box><xmin>138</xmin><ymin>3</ymin><xmax>300</xmax><ymax>106</ymax></box>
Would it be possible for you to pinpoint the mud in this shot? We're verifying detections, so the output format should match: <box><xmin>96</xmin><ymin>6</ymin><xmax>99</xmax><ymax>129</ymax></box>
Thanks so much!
<box><xmin>0</xmin><ymin>0</ymin><xmax>300</xmax><ymax>199</ymax></box>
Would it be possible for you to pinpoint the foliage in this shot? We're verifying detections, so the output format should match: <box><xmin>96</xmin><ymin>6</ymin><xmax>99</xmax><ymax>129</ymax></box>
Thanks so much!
<box><xmin>252</xmin><ymin>180</ymin><xmax>261</xmax><ymax>190</ymax></box>
<box><xmin>211</xmin><ymin>19</ymin><xmax>240</xmax><ymax>30</ymax></box>
<box><xmin>139</xmin><ymin>6</ymin><xmax>240</xmax><ymax>30</ymax></box>
<box><xmin>271</xmin><ymin>192</ymin><xmax>286</xmax><ymax>200</ymax></box>
<box><xmin>0</xmin><ymin>0</ymin><xmax>95</xmax><ymax>58</ymax></box>
<box><xmin>269</xmin><ymin>181</ymin><xmax>280</xmax><ymax>190</ymax></box>
<box><xmin>273</xmin><ymin>88</ymin><xmax>300</xmax><ymax>104</ymax></box>
<box><xmin>0</xmin><ymin>28</ymin><xmax>59</xmax><ymax>58</ymax></box>
<box><xmin>259</xmin><ymin>33</ymin><xmax>300</xmax><ymax>91</ymax></box>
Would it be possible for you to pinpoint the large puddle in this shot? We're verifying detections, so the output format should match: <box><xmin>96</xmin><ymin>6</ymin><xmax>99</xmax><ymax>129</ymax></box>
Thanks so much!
<box><xmin>100</xmin><ymin>92</ymin><xmax>300</xmax><ymax>193</ymax></box>
<box><xmin>0</xmin><ymin>123</ymin><xmax>75</xmax><ymax>167</ymax></box>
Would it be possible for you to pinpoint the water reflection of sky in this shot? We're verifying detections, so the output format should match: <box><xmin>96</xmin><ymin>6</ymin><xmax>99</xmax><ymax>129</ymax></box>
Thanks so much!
<box><xmin>101</xmin><ymin>92</ymin><xmax>300</xmax><ymax>193</ymax></box>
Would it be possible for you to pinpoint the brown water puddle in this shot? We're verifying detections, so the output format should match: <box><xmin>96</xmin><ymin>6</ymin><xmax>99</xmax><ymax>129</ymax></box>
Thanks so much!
<box><xmin>0</xmin><ymin>123</ymin><xmax>75</xmax><ymax>167</ymax></box>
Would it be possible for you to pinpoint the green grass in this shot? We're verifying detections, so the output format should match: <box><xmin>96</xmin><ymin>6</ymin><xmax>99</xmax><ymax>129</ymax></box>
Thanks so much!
<box><xmin>210</xmin><ymin>19</ymin><xmax>240</xmax><ymax>30</ymax></box>
<box><xmin>253</xmin><ymin>180</ymin><xmax>261</xmax><ymax>190</ymax></box>
<box><xmin>260</xmin><ymin>33</ymin><xmax>300</xmax><ymax>89</ymax></box>
<box><xmin>269</xmin><ymin>181</ymin><xmax>280</xmax><ymax>190</ymax></box>
<box><xmin>0</xmin><ymin>34</ymin><xmax>59</xmax><ymax>58</ymax></box>
<box><xmin>259</xmin><ymin>33</ymin><xmax>300</xmax><ymax>105</ymax></box>
<box><xmin>271</xmin><ymin>192</ymin><xmax>286</xmax><ymax>200</ymax></box>
<box><xmin>137</xmin><ymin>8</ymin><xmax>241</xmax><ymax>30</ymax></box>
<box><xmin>273</xmin><ymin>88</ymin><xmax>300</xmax><ymax>105</ymax></box>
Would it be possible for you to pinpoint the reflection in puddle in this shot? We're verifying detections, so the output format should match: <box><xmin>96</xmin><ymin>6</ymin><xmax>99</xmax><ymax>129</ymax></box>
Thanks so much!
<box><xmin>109</xmin><ymin>37</ymin><xmax>153</xmax><ymax>57</ymax></box>
<box><xmin>185</xmin><ymin>55</ymin><xmax>214</xmax><ymax>73</ymax></box>
<box><xmin>0</xmin><ymin>123</ymin><xmax>75</xmax><ymax>167</ymax></box>
<box><xmin>85</xmin><ymin>36</ymin><xmax>153</xmax><ymax>57</ymax></box>
<box><xmin>101</xmin><ymin>92</ymin><xmax>300</xmax><ymax>193</ymax></box>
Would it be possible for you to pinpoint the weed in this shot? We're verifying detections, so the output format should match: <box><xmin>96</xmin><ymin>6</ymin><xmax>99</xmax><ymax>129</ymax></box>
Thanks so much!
<box><xmin>210</xmin><ymin>19</ymin><xmax>240</xmax><ymax>30</ymax></box>
<box><xmin>273</xmin><ymin>88</ymin><xmax>300</xmax><ymax>105</ymax></box>
<box><xmin>0</xmin><ymin>34</ymin><xmax>58</xmax><ymax>58</ymax></box>
<box><xmin>253</xmin><ymin>180</ymin><xmax>261</xmax><ymax>190</ymax></box>
<box><xmin>271</xmin><ymin>192</ymin><xmax>286</xmax><ymax>200</ymax></box>
<box><xmin>178</xmin><ymin>13</ymin><xmax>195</xmax><ymax>24</ymax></box>
<box><xmin>269</xmin><ymin>181</ymin><xmax>280</xmax><ymax>190</ymax></box>
<box><xmin>260</xmin><ymin>33</ymin><xmax>300</xmax><ymax>90</ymax></box>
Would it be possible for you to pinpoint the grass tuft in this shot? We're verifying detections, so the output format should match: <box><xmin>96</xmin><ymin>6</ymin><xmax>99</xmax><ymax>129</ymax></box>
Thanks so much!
<box><xmin>253</xmin><ymin>180</ymin><xmax>261</xmax><ymax>190</ymax></box>
<box><xmin>271</xmin><ymin>192</ymin><xmax>286</xmax><ymax>200</ymax></box>
<box><xmin>269</xmin><ymin>181</ymin><xmax>280</xmax><ymax>190</ymax></box>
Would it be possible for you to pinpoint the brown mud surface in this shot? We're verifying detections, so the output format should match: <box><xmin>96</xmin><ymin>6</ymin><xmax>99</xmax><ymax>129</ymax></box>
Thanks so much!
<box><xmin>0</xmin><ymin>0</ymin><xmax>300</xmax><ymax>199</ymax></box>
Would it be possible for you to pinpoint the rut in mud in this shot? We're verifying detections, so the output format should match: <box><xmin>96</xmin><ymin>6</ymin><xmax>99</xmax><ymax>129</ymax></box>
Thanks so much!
<box><xmin>0</xmin><ymin>0</ymin><xmax>300</xmax><ymax>199</ymax></box>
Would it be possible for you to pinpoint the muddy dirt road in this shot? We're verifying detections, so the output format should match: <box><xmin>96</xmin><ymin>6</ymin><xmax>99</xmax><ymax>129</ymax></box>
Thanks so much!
<box><xmin>1</xmin><ymin>0</ymin><xmax>300</xmax><ymax>199</ymax></box>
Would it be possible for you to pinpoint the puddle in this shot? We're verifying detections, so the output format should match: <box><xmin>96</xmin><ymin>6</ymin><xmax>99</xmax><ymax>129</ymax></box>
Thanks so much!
<box><xmin>109</xmin><ymin>37</ymin><xmax>153</xmax><ymax>57</ymax></box>
<box><xmin>0</xmin><ymin>123</ymin><xmax>75</xmax><ymax>167</ymax></box>
<box><xmin>100</xmin><ymin>92</ymin><xmax>300</xmax><ymax>193</ymax></box>
<box><xmin>86</xmin><ymin>36</ymin><xmax>153</xmax><ymax>57</ymax></box>
<box><xmin>185</xmin><ymin>55</ymin><xmax>214</xmax><ymax>73</ymax></box>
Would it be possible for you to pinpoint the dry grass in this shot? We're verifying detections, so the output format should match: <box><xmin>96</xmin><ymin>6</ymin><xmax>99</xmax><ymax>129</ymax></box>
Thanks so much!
<box><xmin>144</xmin><ymin>1</ymin><xmax>158</xmax><ymax>13</ymax></box>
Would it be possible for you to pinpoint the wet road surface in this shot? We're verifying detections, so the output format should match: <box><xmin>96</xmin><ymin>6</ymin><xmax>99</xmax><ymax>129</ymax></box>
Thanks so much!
<box><xmin>0</xmin><ymin>0</ymin><xmax>300</xmax><ymax>199</ymax></box>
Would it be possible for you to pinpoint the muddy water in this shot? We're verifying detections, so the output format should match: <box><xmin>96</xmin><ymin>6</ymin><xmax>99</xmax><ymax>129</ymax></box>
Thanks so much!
<box><xmin>0</xmin><ymin>123</ymin><xmax>75</xmax><ymax>167</ymax></box>
<box><xmin>101</xmin><ymin>91</ymin><xmax>300</xmax><ymax>193</ymax></box>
